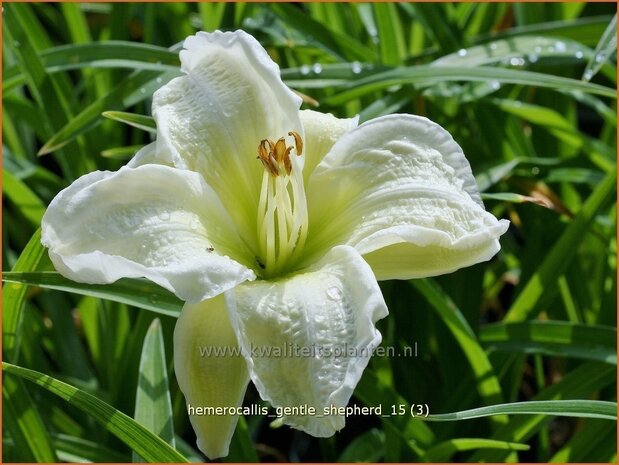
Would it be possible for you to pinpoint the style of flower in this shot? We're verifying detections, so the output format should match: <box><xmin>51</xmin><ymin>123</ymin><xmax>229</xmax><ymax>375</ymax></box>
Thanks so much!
<box><xmin>41</xmin><ymin>30</ymin><xmax>509</xmax><ymax>459</ymax></box>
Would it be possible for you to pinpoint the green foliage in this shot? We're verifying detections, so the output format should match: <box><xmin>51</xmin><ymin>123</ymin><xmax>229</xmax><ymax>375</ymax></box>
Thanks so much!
<box><xmin>2</xmin><ymin>3</ymin><xmax>616</xmax><ymax>463</ymax></box>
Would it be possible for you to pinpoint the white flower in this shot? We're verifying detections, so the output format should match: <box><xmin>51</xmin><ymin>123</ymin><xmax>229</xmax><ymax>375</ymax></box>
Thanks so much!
<box><xmin>41</xmin><ymin>30</ymin><xmax>509</xmax><ymax>459</ymax></box>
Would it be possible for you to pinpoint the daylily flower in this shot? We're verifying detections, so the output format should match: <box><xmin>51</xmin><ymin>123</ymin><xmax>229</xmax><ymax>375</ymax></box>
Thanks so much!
<box><xmin>41</xmin><ymin>30</ymin><xmax>509</xmax><ymax>459</ymax></box>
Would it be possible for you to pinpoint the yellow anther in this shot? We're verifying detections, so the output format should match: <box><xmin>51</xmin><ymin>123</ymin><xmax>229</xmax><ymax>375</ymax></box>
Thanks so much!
<box><xmin>257</xmin><ymin>131</ymin><xmax>303</xmax><ymax>177</ymax></box>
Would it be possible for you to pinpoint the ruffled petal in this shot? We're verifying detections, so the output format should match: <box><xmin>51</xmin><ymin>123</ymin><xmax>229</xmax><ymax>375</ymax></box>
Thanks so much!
<box><xmin>174</xmin><ymin>294</ymin><xmax>250</xmax><ymax>459</ymax></box>
<box><xmin>305</xmin><ymin>114</ymin><xmax>509</xmax><ymax>279</ymax></box>
<box><xmin>152</xmin><ymin>30</ymin><xmax>303</xmax><ymax>250</ymax></box>
<box><xmin>300</xmin><ymin>109</ymin><xmax>358</xmax><ymax>182</ymax></box>
<box><xmin>226</xmin><ymin>245</ymin><xmax>387</xmax><ymax>436</ymax></box>
<box><xmin>41</xmin><ymin>165</ymin><xmax>255</xmax><ymax>303</ymax></box>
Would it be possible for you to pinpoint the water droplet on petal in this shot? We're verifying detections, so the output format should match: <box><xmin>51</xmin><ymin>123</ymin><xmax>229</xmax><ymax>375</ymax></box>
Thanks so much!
<box><xmin>300</xmin><ymin>64</ymin><xmax>310</xmax><ymax>75</ymax></box>
<box><xmin>159</xmin><ymin>211</ymin><xmax>170</xmax><ymax>221</ymax></box>
<box><xmin>312</xmin><ymin>63</ymin><xmax>322</xmax><ymax>74</ymax></box>
<box><xmin>457</xmin><ymin>48</ymin><xmax>467</xmax><ymax>57</ymax></box>
<box><xmin>326</xmin><ymin>286</ymin><xmax>342</xmax><ymax>301</ymax></box>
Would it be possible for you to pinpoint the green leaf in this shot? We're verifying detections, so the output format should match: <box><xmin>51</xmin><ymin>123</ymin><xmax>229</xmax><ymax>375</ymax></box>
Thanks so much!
<box><xmin>412</xmin><ymin>279</ymin><xmax>506</xmax><ymax>416</ymax></box>
<box><xmin>582</xmin><ymin>13</ymin><xmax>617</xmax><ymax>81</ymax></box>
<box><xmin>2</xmin><ymin>271</ymin><xmax>183</xmax><ymax>318</ymax></box>
<box><xmin>338</xmin><ymin>428</ymin><xmax>385</xmax><ymax>462</ymax></box>
<box><xmin>101</xmin><ymin>144</ymin><xmax>145</xmax><ymax>159</ymax></box>
<box><xmin>2</xmin><ymin>229</ymin><xmax>46</xmax><ymax>362</ymax></box>
<box><xmin>102</xmin><ymin>111</ymin><xmax>156</xmax><ymax>133</ymax></box>
<box><xmin>324</xmin><ymin>66</ymin><xmax>616</xmax><ymax>106</ymax></box>
<box><xmin>3</xmin><ymin>375</ymin><xmax>57</xmax><ymax>462</ymax></box>
<box><xmin>426</xmin><ymin>400</ymin><xmax>617</xmax><ymax>422</ymax></box>
<box><xmin>3</xmin><ymin>41</ymin><xmax>180</xmax><ymax>92</ymax></box>
<box><xmin>480</xmin><ymin>321</ymin><xmax>616</xmax><ymax>364</ymax></box>
<box><xmin>505</xmin><ymin>168</ymin><xmax>617</xmax><ymax>322</ymax></box>
<box><xmin>133</xmin><ymin>318</ymin><xmax>175</xmax><ymax>462</ymax></box>
<box><xmin>432</xmin><ymin>35</ymin><xmax>593</xmax><ymax>67</ymax></box>
<box><xmin>2</xmin><ymin>168</ymin><xmax>46</xmax><ymax>227</ymax></box>
<box><xmin>3</xmin><ymin>362</ymin><xmax>189</xmax><ymax>463</ymax></box>
<box><xmin>470</xmin><ymin>361</ymin><xmax>615</xmax><ymax>461</ymax></box>
<box><xmin>38</xmin><ymin>69</ymin><xmax>178</xmax><ymax>155</ymax></box>
<box><xmin>424</xmin><ymin>438</ymin><xmax>529</xmax><ymax>462</ymax></box>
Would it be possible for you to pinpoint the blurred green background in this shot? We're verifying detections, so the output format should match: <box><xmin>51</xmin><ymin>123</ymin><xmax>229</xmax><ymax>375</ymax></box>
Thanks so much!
<box><xmin>2</xmin><ymin>2</ymin><xmax>617</xmax><ymax>463</ymax></box>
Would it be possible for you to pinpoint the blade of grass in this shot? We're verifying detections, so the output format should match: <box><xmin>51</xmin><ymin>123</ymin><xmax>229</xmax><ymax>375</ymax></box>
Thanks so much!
<box><xmin>424</xmin><ymin>438</ymin><xmax>529</xmax><ymax>462</ymax></box>
<box><xmin>102</xmin><ymin>111</ymin><xmax>156</xmax><ymax>133</ymax></box>
<box><xmin>3</xmin><ymin>375</ymin><xmax>57</xmax><ymax>462</ymax></box>
<box><xmin>3</xmin><ymin>362</ymin><xmax>189</xmax><ymax>462</ymax></box>
<box><xmin>470</xmin><ymin>361</ymin><xmax>615</xmax><ymax>461</ymax></box>
<box><xmin>582</xmin><ymin>13</ymin><xmax>617</xmax><ymax>81</ymax></box>
<box><xmin>3</xmin><ymin>42</ymin><xmax>180</xmax><ymax>92</ymax></box>
<box><xmin>412</xmin><ymin>279</ymin><xmax>506</xmax><ymax>419</ymax></box>
<box><xmin>37</xmin><ymin>69</ymin><xmax>178</xmax><ymax>155</ymax></box>
<box><xmin>324</xmin><ymin>66</ymin><xmax>617</xmax><ymax>106</ymax></box>
<box><xmin>505</xmin><ymin>168</ymin><xmax>616</xmax><ymax>322</ymax></box>
<box><xmin>2</xmin><ymin>169</ymin><xmax>46</xmax><ymax>227</ymax></box>
<box><xmin>2</xmin><ymin>271</ymin><xmax>183</xmax><ymax>318</ymax></box>
<box><xmin>480</xmin><ymin>321</ymin><xmax>616</xmax><ymax>364</ymax></box>
<box><xmin>426</xmin><ymin>400</ymin><xmax>616</xmax><ymax>421</ymax></box>
<box><xmin>133</xmin><ymin>319</ymin><xmax>175</xmax><ymax>461</ymax></box>
<box><xmin>2</xmin><ymin>229</ymin><xmax>46</xmax><ymax>362</ymax></box>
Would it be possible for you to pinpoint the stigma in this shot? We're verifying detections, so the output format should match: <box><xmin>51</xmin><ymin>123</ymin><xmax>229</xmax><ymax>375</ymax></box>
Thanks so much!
<box><xmin>257</xmin><ymin>131</ymin><xmax>303</xmax><ymax>177</ymax></box>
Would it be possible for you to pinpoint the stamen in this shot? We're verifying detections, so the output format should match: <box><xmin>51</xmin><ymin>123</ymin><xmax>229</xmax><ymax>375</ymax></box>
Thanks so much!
<box><xmin>255</xmin><ymin>131</ymin><xmax>309</xmax><ymax>276</ymax></box>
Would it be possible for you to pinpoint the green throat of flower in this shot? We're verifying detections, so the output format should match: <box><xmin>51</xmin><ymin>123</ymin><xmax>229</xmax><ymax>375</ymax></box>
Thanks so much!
<box><xmin>255</xmin><ymin>131</ymin><xmax>309</xmax><ymax>278</ymax></box>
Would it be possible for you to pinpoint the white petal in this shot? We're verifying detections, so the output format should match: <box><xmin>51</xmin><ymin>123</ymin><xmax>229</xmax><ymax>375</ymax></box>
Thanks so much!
<box><xmin>41</xmin><ymin>165</ymin><xmax>255</xmax><ymax>303</ymax></box>
<box><xmin>306</xmin><ymin>114</ymin><xmax>509</xmax><ymax>279</ymax></box>
<box><xmin>300</xmin><ymin>109</ymin><xmax>358</xmax><ymax>182</ymax></box>
<box><xmin>226</xmin><ymin>245</ymin><xmax>388</xmax><ymax>437</ymax></box>
<box><xmin>152</xmin><ymin>30</ymin><xmax>303</xmax><ymax>248</ymax></box>
<box><xmin>126</xmin><ymin>141</ymin><xmax>171</xmax><ymax>168</ymax></box>
<box><xmin>174</xmin><ymin>294</ymin><xmax>250</xmax><ymax>459</ymax></box>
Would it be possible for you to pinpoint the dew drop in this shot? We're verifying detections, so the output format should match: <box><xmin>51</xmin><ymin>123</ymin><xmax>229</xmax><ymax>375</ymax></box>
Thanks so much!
<box><xmin>457</xmin><ymin>48</ymin><xmax>467</xmax><ymax>57</ymax></box>
<box><xmin>326</xmin><ymin>286</ymin><xmax>342</xmax><ymax>301</ymax></box>
<box><xmin>509</xmin><ymin>57</ymin><xmax>524</xmax><ymax>66</ymax></box>
<box><xmin>312</xmin><ymin>63</ymin><xmax>323</xmax><ymax>74</ymax></box>
<box><xmin>149</xmin><ymin>294</ymin><xmax>160</xmax><ymax>304</ymax></box>
<box><xmin>555</xmin><ymin>41</ymin><xmax>566</xmax><ymax>52</ymax></box>
<box><xmin>156</xmin><ymin>77</ymin><xmax>163</xmax><ymax>83</ymax></box>
<box><xmin>583</xmin><ymin>69</ymin><xmax>594</xmax><ymax>81</ymax></box>
<box><xmin>595</xmin><ymin>53</ymin><xmax>606</xmax><ymax>63</ymax></box>
<box><xmin>140</xmin><ymin>87</ymin><xmax>146</xmax><ymax>93</ymax></box>
<box><xmin>490</xmin><ymin>80</ymin><xmax>501</xmax><ymax>90</ymax></box>
<box><xmin>300</xmin><ymin>64</ymin><xmax>310</xmax><ymax>75</ymax></box>
<box><xmin>575</xmin><ymin>51</ymin><xmax>584</xmax><ymax>59</ymax></box>
<box><xmin>531</xmin><ymin>166</ymin><xmax>540</xmax><ymax>175</ymax></box>
<box><xmin>489</xmin><ymin>42</ymin><xmax>498</xmax><ymax>51</ymax></box>
<box><xmin>159</xmin><ymin>210</ymin><xmax>171</xmax><ymax>221</ymax></box>
<box><xmin>527</xmin><ymin>53</ymin><xmax>538</xmax><ymax>63</ymax></box>
<box><xmin>351</xmin><ymin>61</ymin><xmax>362</xmax><ymax>74</ymax></box>
<box><xmin>534</xmin><ymin>46</ymin><xmax>542</xmax><ymax>53</ymax></box>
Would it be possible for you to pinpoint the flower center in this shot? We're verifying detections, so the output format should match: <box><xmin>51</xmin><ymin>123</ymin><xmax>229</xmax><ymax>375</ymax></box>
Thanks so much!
<box><xmin>256</xmin><ymin>131</ymin><xmax>308</xmax><ymax>277</ymax></box>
